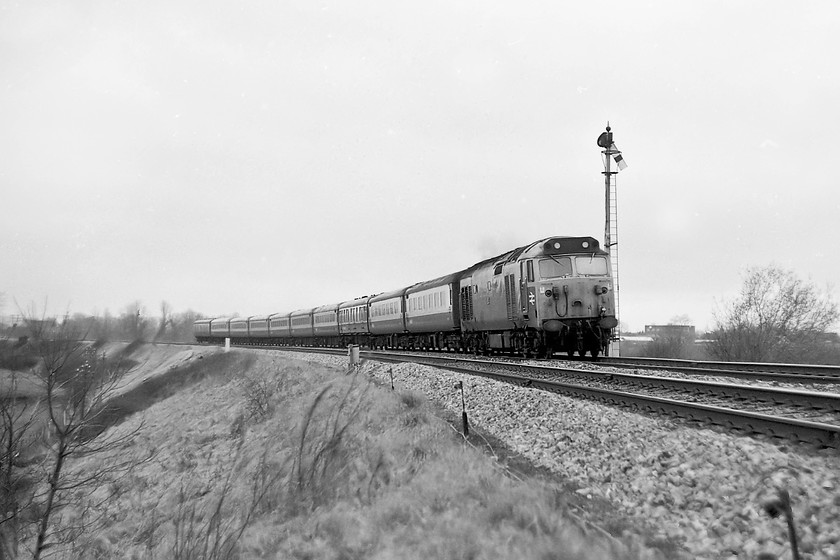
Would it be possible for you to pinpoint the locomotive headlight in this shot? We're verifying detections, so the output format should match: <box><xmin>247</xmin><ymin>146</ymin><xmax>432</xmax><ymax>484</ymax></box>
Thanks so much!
<box><xmin>594</xmin><ymin>284</ymin><xmax>609</xmax><ymax>295</ymax></box>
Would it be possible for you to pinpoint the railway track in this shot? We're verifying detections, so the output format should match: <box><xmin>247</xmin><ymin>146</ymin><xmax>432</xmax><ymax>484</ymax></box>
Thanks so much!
<box><xmin>276</xmin><ymin>346</ymin><xmax>840</xmax><ymax>448</ymax></box>
<box><xmin>598</xmin><ymin>355</ymin><xmax>840</xmax><ymax>384</ymax></box>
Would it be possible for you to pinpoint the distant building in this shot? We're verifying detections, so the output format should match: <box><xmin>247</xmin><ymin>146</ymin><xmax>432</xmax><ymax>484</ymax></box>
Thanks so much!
<box><xmin>0</xmin><ymin>314</ymin><xmax>24</xmax><ymax>328</ymax></box>
<box><xmin>818</xmin><ymin>332</ymin><xmax>840</xmax><ymax>344</ymax></box>
<box><xmin>644</xmin><ymin>324</ymin><xmax>696</xmax><ymax>340</ymax></box>
<box><xmin>0</xmin><ymin>315</ymin><xmax>55</xmax><ymax>334</ymax></box>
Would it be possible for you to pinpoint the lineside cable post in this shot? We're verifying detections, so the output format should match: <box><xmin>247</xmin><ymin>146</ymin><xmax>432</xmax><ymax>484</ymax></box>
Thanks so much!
<box><xmin>596</xmin><ymin>123</ymin><xmax>627</xmax><ymax>357</ymax></box>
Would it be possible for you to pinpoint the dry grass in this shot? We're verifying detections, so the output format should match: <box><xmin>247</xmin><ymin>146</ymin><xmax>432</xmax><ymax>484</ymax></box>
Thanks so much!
<box><xmin>31</xmin><ymin>346</ymin><xmax>668</xmax><ymax>560</ymax></box>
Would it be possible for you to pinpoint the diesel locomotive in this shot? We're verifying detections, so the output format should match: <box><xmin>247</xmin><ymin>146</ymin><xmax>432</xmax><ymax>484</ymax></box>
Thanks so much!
<box><xmin>194</xmin><ymin>236</ymin><xmax>618</xmax><ymax>358</ymax></box>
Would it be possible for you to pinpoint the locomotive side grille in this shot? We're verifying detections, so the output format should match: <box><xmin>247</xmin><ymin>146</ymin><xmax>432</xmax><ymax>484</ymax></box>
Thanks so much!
<box><xmin>460</xmin><ymin>286</ymin><xmax>474</xmax><ymax>321</ymax></box>
<box><xmin>504</xmin><ymin>274</ymin><xmax>517</xmax><ymax>320</ymax></box>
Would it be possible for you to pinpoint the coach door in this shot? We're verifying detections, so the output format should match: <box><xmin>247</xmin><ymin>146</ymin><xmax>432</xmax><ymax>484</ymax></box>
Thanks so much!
<box><xmin>520</xmin><ymin>260</ymin><xmax>536</xmax><ymax>321</ymax></box>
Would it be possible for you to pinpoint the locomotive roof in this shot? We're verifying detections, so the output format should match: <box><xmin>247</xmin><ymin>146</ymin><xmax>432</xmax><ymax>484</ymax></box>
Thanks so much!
<box><xmin>465</xmin><ymin>236</ymin><xmax>604</xmax><ymax>270</ymax></box>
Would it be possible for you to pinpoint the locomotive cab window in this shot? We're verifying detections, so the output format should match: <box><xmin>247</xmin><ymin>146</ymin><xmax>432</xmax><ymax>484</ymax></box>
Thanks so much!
<box><xmin>575</xmin><ymin>256</ymin><xmax>608</xmax><ymax>276</ymax></box>
<box><xmin>538</xmin><ymin>257</ymin><xmax>572</xmax><ymax>279</ymax></box>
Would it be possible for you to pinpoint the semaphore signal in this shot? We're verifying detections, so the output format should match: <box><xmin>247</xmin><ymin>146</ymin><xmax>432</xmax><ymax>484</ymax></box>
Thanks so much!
<box><xmin>597</xmin><ymin>123</ymin><xmax>628</xmax><ymax>356</ymax></box>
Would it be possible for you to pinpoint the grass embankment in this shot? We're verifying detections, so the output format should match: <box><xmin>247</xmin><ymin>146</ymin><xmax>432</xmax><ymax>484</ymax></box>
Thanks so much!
<box><xmin>58</xmin><ymin>347</ymin><xmax>664</xmax><ymax>559</ymax></box>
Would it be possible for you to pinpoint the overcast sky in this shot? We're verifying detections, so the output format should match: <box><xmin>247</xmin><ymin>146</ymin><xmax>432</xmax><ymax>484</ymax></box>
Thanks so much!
<box><xmin>2</xmin><ymin>1</ymin><xmax>838</xmax><ymax>332</ymax></box>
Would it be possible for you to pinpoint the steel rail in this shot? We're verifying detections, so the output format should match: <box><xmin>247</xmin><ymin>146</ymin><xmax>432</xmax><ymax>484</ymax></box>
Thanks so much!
<box><xmin>349</xmin><ymin>349</ymin><xmax>840</xmax><ymax>447</ymax></box>
<box><xmin>341</xmin><ymin>351</ymin><xmax>840</xmax><ymax>413</ymax></box>
<box><xmin>518</xmin><ymin>363</ymin><xmax>840</xmax><ymax>412</ymax></box>
<box><xmin>598</xmin><ymin>356</ymin><xmax>840</xmax><ymax>384</ymax></box>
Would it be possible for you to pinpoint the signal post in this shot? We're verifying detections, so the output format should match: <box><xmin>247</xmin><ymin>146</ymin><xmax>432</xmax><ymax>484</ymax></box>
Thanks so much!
<box><xmin>597</xmin><ymin>124</ymin><xmax>627</xmax><ymax>356</ymax></box>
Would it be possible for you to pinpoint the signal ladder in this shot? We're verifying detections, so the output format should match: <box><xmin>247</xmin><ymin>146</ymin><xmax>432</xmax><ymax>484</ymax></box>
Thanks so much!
<box><xmin>606</xmin><ymin>172</ymin><xmax>621</xmax><ymax>357</ymax></box>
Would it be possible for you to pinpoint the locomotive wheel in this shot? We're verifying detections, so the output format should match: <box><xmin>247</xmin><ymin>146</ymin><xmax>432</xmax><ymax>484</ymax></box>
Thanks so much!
<box><xmin>467</xmin><ymin>337</ymin><xmax>479</xmax><ymax>356</ymax></box>
<box><xmin>567</xmin><ymin>338</ymin><xmax>585</xmax><ymax>358</ymax></box>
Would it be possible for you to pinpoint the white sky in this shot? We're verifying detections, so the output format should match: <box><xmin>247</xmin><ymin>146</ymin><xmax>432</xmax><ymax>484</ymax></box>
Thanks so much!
<box><xmin>2</xmin><ymin>1</ymin><xmax>838</xmax><ymax>332</ymax></box>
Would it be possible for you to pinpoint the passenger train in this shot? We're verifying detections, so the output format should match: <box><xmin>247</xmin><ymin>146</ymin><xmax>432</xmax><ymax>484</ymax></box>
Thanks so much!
<box><xmin>194</xmin><ymin>236</ymin><xmax>618</xmax><ymax>358</ymax></box>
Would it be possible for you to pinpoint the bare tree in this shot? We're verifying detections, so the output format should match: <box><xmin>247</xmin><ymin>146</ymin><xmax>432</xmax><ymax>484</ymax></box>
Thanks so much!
<box><xmin>0</xmin><ymin>368</ymin><xmax>41</xmax><ymax>560</ymax></box>
<box><xmin>7</xmin><ymin>311</ymin><xmax>143</xmax><ymax>558</ymax></box>
<box><xmin>92</xmin><ymin>309</ymin><xmax>114</xmax><ymax>342</ymax></box>
<box><xmin>170</xmin><ymin>310</ymin><xmax>205</xmax><ymax>343</ymax></box>
<box><xmin>710</xmin><ymin>265</ymin><xmax>839</xmax><ymax>363</ymax></box>
<box><xmin>668</xmin><ymin>314</ymin><xmax>693</xmax><ymax>326</ymax></box>
<box><xmin>119</xmin><ymin>301</ymin><xmax>149</xmax><ymax>341</ymax></box>
<box><xmin>154</xmin><ymin>301</ymin><xmax>173</xmax><ymax>342</ymax></box>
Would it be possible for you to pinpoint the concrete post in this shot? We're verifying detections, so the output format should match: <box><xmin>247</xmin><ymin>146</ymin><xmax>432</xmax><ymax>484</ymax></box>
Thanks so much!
<box><xmin>348</xmin><ymin>345</ymin><xmax>360</xmax><ymax>370</ymax></box>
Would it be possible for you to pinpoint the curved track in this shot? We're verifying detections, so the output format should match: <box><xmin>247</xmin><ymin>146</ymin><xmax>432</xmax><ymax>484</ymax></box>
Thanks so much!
<box><xmin>278</xmin><ymin>346</ymin><xmax>840</xmax><ymax>448</ymax></box>
<box><xmin>597</xmin><ymin>355</ymin><xmax>840</xmax><ymax>384</ymax></box>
